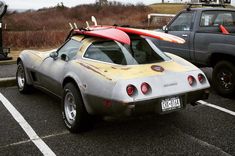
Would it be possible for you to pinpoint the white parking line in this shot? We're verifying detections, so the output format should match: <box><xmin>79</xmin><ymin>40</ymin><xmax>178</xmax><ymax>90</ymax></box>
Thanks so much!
<box><xmin>0</xmin><ymin>93</ymin><xmax>56</xmax><ymax>156</ymax></box>
<box><xmin>198</xmin><ymin>100</ymin><xmax>235</xmax><ymax>116</ymax></box>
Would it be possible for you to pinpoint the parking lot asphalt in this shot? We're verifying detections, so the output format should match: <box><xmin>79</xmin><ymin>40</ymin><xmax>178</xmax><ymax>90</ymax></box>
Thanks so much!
<box><xmin>0</xmin><ymin>69</ymin><xmax>234</xmax><ymax>156</ymax></box>
<box><xmin>0</xmin><ymin>64</ymin><xmax>17</xmax><ymax>78</ymax></box>
<box><xmin>0</xmin><ymin>89</ymin><xmax>234</xmax><ymax>155</ymax></box>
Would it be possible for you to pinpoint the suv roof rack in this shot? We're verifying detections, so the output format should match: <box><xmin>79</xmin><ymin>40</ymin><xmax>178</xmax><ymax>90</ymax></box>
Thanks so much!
<box><xmin>187</xmin><ymin>3</ymin><xmax>226</xmax><ymax>11</ymax></box>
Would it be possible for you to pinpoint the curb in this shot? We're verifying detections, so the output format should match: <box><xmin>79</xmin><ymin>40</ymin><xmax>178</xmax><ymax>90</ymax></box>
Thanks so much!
<box><xmin>0</xmin><ymin>77</ymin><xmax>16</xmax><ymax>87</ymax></box>
<box><xmin>0</xmin><ymin>60</ymin><xmax>17</xmax><ymax>65</ymax></box>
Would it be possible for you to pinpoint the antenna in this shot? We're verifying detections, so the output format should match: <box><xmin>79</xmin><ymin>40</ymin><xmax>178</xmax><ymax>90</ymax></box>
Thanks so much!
<box><xmin>91</xmin><ymin>16</ymin><xmax>98</xmax><ymax>26</ymax></box>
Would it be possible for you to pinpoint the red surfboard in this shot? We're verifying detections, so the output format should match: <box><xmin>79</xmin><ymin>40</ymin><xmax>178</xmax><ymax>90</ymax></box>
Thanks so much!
<box><xmin>74</xmin><ymin>28</ymin><xmax>131</xmax><ymax>45</ymax></box>
<box><xmin>116</xmin><ymin>27</ymin><xmax>185</xmax><ymax>44</ymax></box>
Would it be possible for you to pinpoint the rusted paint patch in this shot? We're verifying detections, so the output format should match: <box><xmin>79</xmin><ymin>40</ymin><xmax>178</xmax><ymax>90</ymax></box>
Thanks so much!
<box><xmin>78</xmin><ymin>62</ymin><xmax>112</xmax><ymax>81</ymax></box>
<box><xmin>120</xmin><ymin>67</ymin><xmax>131</xmax><ymax>70</ymax></box>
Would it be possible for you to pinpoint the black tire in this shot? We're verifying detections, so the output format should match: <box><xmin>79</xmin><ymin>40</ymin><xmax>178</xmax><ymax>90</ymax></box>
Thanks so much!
<box><xmin>16</xmin><ymin>61</ymin><xmax>32</xmax><ymax>93</ymax></box>
<box><xmin>212</xmin><ymin>61</ymin><xmax>235</xmax><ymax>97</ymax></box>
<box><xmin>62</xmin><ymin>83</ymin><xmax>93</xmax><ymax>133</ymax></box>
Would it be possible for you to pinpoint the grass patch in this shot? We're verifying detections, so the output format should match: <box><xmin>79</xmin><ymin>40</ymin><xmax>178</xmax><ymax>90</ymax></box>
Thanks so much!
<box><xmin>150</xmin><ymin>3</ymin><xmax>187</xmax><ymax>14</ymax></box>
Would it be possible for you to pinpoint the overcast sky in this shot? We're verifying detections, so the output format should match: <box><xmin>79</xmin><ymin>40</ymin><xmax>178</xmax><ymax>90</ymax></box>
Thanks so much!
<box><xmin>3</xmin><ymin>0</ymin><xmax>235</xmax><ymax>10</ymax></box>
<box><xmin>4</xmin><ymin>0</ymin><xmax>160</xmax><ymax>10</ymax></box>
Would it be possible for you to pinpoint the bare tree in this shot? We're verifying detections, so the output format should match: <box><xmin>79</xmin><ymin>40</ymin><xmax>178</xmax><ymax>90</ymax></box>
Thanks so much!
<box><xmin>96</xmin><ymin>0</ymin><xmax>108</xmax><ymax>6</ymax></box>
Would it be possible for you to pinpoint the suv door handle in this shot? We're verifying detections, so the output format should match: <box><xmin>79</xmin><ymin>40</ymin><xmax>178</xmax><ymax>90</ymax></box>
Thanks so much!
<box><xmin>182</xmin><ymin>34</ymin><xmax>188</xmax><ymax>37</ymax></box>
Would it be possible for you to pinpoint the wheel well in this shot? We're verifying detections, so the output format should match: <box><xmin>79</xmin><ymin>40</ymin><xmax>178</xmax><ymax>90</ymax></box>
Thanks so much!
<box><xmin>210</xmin><ymin>53</ymin><xmax>235</xmax><ymax>67</ymax></box>
<box><xmin>62</xmin><ymin>77</ymin><xmax>78</xmax><ymax>88</ymax></box>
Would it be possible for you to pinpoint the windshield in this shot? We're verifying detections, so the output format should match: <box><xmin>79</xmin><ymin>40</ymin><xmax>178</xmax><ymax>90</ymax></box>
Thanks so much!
<box><xmin>84</xmin><ymin>35</ymin><xmax>171</xmax><ymax>65</ymax></box>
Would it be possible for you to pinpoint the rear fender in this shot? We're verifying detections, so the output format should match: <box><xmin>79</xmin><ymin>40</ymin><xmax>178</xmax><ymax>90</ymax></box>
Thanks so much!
<box><xmin>62</xmin><ymin>72</ymin><xmax>93</xmax><ymax>114</ymax></box>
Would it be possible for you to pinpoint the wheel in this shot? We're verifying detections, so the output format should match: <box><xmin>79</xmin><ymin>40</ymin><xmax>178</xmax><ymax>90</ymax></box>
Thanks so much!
<box><xmin>16</xmin><ymin>61</ymin><xmax>31</xmax><ymax>93</ymax></box>
<box><xmin>62</xmin><ymin>83</ymin><xmax>93</xmax><ymax>133</ymax></box>
<box><xmin>212</xmin><ymin>61</ymin><xmax>235</xmax><ymax>97</ymax></box>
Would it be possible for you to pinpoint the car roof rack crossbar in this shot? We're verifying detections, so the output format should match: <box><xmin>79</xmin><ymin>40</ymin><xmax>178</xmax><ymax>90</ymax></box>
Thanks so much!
<box><xmin>187</xmin><ymin>3</ymin><xmax>226</xmax><ymax>11</ymax></box>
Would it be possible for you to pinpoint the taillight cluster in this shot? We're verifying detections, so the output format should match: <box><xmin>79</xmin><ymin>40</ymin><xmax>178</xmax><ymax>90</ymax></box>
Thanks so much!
<box><xmin>126</xmin><ymin>82</ymin><xmax>151</xmax><ymax>96</ymax></box>
<box><xmin>198</xmin><ymin>74</ymin><xmax>206</xmax><ymax>83</ymax></box>
<box><xmin>188</xmin><ymin>74</ymin><xmax>206</xmax><ymax>86</ymax></box>
<box><xmin>188</xmin><ymin>75</ymin><xmax>196</xmax><ymax>86</ymax></box>
<box><xmin>126</xmin><ymin>85</ymin><xmax>136</xmax><ymax>96</ymax></box>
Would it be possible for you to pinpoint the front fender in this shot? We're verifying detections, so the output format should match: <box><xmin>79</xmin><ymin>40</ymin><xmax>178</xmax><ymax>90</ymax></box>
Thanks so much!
<box><xmin>17</xmin><ymin>50</ymin><xmax>36</xmax><ymax>85</ymax></box>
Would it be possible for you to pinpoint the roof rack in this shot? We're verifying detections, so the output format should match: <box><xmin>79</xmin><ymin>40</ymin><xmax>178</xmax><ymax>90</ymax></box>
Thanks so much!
<box><xmin>187</xmin><ymin>3</ymin><xmax>226</xmax><ymax>11</ymax></box>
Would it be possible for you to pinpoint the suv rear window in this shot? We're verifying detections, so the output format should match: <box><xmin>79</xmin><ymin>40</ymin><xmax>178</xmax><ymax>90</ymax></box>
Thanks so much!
<box><xmin>200</xmin><ymin>11</ymin><xmax>235</xmax><ymax>27</ymax></box>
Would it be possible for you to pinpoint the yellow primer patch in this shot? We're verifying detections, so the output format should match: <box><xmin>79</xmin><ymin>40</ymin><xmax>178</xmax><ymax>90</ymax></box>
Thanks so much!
<box><xmin>72</xmin><ymin>35</ymin><xmax>85</xmax><ymax>42</ymax></box>
<box><xmin>76</xmin><ymin>60</ymin><xmax>193</xmax><ymax>81</ymax></box>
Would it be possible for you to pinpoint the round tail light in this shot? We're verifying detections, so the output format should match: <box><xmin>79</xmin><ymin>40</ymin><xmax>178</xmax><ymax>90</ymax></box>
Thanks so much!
<box><xmin>126</xmin><ymin>85</ymin><xmax>135</xmax><ymax>96</ymax></box>
<box><xmin>141</xmin><ymin>82</ymin><xmax>150</xmax><ymax>94</ymax></box>
<box><xmin>188</xmin><ymin>75</ymin><xmax>195</xmax><ymax>86</ymax></box>
<box><xmin>198</xmin><ymin>74</ymin><xmax>205</xmax><ymax>83</ymax></box>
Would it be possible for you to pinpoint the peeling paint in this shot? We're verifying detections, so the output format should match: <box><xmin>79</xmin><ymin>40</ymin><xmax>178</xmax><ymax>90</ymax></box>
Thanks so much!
<box><xmin>120</xmin><ymin>67</ymin><xmax>131</xmax><ymax>71</ymax></box>
<box><xmin>78</xmin><ymin>62</ymin><xmax>112</xmax><ymax>81</ymax></box>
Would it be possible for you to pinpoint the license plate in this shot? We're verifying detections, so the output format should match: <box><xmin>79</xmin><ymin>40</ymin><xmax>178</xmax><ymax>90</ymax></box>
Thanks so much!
<box><xmin>161</xmin><ymin>96</ymin><xmax>181</xmax><ymax>112</ymax></box>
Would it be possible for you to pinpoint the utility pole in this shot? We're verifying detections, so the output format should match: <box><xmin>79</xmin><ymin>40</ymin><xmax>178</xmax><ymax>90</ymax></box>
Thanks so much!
<box><xmin>0</xmin><ymin>1</ymin><xmax>11</xmax><ymax>61</ymax></box>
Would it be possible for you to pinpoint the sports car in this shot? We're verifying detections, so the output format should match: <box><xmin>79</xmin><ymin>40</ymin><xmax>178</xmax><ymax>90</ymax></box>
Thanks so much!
<box><xmin>16</xmin><ymin>25</ymin><xmax>210</xmax><ymax>133</ymax></box>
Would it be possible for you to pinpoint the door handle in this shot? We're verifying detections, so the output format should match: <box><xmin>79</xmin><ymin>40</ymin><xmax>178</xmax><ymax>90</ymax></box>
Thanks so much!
<box><xmin>182</xmin><ymin>34</ymin><xmax>188</xmax><ymax>37</ymax></box>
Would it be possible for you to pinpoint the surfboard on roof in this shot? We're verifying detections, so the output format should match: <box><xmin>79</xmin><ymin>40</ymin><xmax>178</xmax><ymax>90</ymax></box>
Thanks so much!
<box><xmin>73</xmin><ymin>25</ymin><xmax>185</xmax><ymax>45</ymax></box>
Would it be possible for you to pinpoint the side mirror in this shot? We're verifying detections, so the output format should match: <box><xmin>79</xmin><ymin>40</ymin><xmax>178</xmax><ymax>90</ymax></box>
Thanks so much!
<box><xmin>162</xmin><ymin>25</ymin><xmax>168</xmax><ymax>33</ymax></box>
<box><xmin>49</xmin><ymin>51</ymin><xmax>58</xmax><ymax>60</ymax></box>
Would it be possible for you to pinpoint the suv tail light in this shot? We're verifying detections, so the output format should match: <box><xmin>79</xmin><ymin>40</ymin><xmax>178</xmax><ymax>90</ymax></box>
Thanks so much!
<box><xmin>188</xmin><ymin>75</ymin><xmax>196</xmax><ymax>86</ymax></box>
<box><xmin>126</xmin><ymin>85</ymin><xmax>136</xmax><ymax>96</ymax></box>
<box><xmin>141</xmin><ymin>82</ymin><xmax>150</xmax><ymax>94</ymax></box>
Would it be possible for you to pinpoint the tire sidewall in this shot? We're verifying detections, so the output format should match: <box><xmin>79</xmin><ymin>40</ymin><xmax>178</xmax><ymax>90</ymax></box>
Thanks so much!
<box><xmin>62</xmin><ymin>83</ymin><xmax>89</xmax><ymax>133</ymax></box>
<box><xmin>16</xmin><ymin>62</ymin><xmax>28</xmax><ymax>92</ymax></box>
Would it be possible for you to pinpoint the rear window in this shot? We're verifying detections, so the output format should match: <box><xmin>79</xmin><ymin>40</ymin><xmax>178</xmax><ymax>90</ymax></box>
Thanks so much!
<box><xmin>126</xmin><ymin>37</ymin><xmax>165</xmax><ymax>64</ymax></box>
<box><xmin>84</xmin><ymin>41</ymin><xmax>127</xmax><ymax>65</ymax></box>
<box><xmin>200</xmin><ymin>11</ymin><xmax>235</xmax><ymax>27</ymax></box>
<box><xmin>83</xmin><ymin>36</ymin><xmax>170</xmax><ymax>65</ymax></box>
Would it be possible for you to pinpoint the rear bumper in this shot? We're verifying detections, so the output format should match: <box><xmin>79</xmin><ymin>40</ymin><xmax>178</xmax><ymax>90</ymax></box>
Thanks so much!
<box><xmin>85</xmin><ymin>88</ymin><xmax>210</xmax><ymax>116</ymax></box>
<box><xmin>126</xmin><ymin>88</ymin><xmax>209</xmax><ymax>115</ymax></box>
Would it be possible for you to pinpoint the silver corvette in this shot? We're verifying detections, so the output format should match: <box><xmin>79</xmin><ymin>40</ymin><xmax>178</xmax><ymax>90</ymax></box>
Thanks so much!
<box><xmin>16</xmin><ymin>26</ymin><xmax>210</xmax><ymax>133</ymax></box>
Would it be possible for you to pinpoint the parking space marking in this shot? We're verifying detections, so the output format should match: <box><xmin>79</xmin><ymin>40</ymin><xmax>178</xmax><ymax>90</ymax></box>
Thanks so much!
<box><xmin>0</xmin><ymin>93</ymin><xmax>56</xmax><ymax>156</ymax></box>
<box><xmin>0</xmin><ymin>131</ymin><xmax>69</xmax><ymax>149</ymax></box>
<box><xmin>198</xmin><ymin>100</ymin><xmax>235</xmax><ymax>116</ymax></box>
<box><xmin>174</xmin><ymin>126</ymin><xmax>231</xmax><ymax>156</ymax></box>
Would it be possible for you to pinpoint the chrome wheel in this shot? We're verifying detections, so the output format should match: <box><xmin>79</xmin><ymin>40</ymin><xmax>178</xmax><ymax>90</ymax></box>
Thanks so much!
<box><xmin>217</xmin><ymin>71</ymin><xmax>233</xmax><ymax>90</ymax></box>
<box><xmin>17</xmin><ymin>64</ymin><xmax>25</xmax><ymax>90</ymax></box>
<box><xmin>62</xmin><ymin>83</ymin><xmax>93</xmax><ymax>133</ymax></box>
<box><xmin>64</xmin><ymin>90</ymin><xmax>77</xmax><ymax>125</ymax></box>
<box><xmin>212</xmin><ymin>61</ymin><xmax>235</xmax><ymax>97</ymax></box>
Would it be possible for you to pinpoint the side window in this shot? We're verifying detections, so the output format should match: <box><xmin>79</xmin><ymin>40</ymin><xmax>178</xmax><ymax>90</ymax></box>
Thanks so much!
<box><xmin>168</xmin><ymin>12</ymin><xmax>195</xmax><ymax>31</ymax></box>
<box><xmin>200</xmin><ymin>11</ymin><xmax>235</xmax><ymax>27</ymax></box>
<box><xmin>57</xmin><ymin>39</ymin><xmax>81</xmax><ymax>60</ymax></box>
<box><xmin>84</xmin><ymin>41</ymin><xmax>127</xmax><ymax>65</ymax></box>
